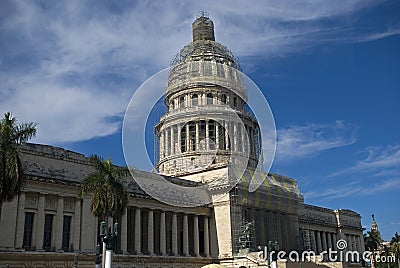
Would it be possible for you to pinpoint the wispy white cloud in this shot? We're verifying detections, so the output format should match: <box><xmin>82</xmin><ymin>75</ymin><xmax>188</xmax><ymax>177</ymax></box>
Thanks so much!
<box><xmin>274</xmin><ymin>120</ymin><xmax>357</xmax><ymax>162</ymax></box>
<box><xmin>304</xmin><ymin>144</ymin><xmax>400</xmax><ymax>201</ymax></box>
<box><xmin>305</xmin><ymin>178</ymin><xmax>400</xmax><ymax>201</ymax></box>
<box><xmin>329</xmin><ymin>144</ymin><xmax>400</xmax><ymax>177</ymax></box>
<box><xmin>356</xmin><ymin>28</ymin><xmax>400</xmax><ymax>42</ymax></box>
<box><xmin>0</xmin><ymin>0</ymin><xmax>396</xmax><ymax>144</ymax></box>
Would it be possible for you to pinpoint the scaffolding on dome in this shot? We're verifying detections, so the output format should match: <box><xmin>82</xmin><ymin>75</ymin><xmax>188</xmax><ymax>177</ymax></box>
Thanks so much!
<box><xmin>170</xmin><ymin>41</ymin><xmax>241</xmax><ymax>71</ymax></box>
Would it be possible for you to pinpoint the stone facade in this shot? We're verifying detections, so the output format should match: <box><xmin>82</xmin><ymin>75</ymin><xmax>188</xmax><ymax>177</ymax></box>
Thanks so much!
<box><xmin>0</xmin><ymin>15</ymin><xmax>363</xmax><ymax>268</ymax></box>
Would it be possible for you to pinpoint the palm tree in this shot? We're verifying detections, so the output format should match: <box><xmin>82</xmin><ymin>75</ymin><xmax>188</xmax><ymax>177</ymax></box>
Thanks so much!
<box><xmin>391</xmin><ymin>232</ymin><xmax>400</xmax><ymax>268</ymax></box>
<box><xmin>0</xmin><ymin>112</ymin><xmax>37</xmax><ymax>218</ymax></box>
<box><xmin>80</xmin><ymin>155</ymin><xmax>129</xmax><ymax>221</ymax></box>
<box><xmin>80</xmin><ymin>155</ymin><xmax>129</xmax><ymax>268</ymax></box>
<box><xmin>365</xmin><ymin>230</ymin><xmax>382</xmax><ymax>267</ymax></box>
<box><xmin>382</xmin><ymin>245</ymin><xmax>391</xmax><ymax>268</ymax></box>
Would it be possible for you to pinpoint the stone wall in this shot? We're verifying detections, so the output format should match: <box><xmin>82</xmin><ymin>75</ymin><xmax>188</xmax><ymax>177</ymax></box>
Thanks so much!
<box><xmin>0</xmin><ymin>252</ymin><xmax>213</xmax><ymax>268</ymax></box>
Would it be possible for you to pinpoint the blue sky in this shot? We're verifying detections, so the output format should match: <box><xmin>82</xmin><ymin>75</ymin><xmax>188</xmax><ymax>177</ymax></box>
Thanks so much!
<box><xmin>0</xmin><ymin>0</ymin><xmax>399</xmax><ymax>240</ymax></box>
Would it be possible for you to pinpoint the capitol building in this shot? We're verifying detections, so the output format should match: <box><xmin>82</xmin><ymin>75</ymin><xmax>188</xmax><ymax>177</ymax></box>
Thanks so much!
<box><xmin>0</xmin><ymin>15</ymin><xmax>364</xmax><ymax>268</ymax></box>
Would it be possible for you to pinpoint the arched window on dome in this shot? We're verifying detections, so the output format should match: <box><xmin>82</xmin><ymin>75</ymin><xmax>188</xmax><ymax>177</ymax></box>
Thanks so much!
<box><xmin>192</xmin><ymin>94</ymin><xmax>198</xmax><ymax>106</ymax></box>
<box><xmin>221</xmin><ymin>94</ymin><xmax>227</xmax><ymax>104</ymax></box>
<box><xmin>207</xmin><ymin>93</ymin><xmax>213</xmax><ymax>105</ymax></box>
<box><xmin>233</xmin><ymin>97</ymin><xmax>237</xmax><ymax>107</ymax></box>
<box><xmin>179</xmin><ymin>96</ymin><xmax>185</xmax><ymax>108</ymax></box>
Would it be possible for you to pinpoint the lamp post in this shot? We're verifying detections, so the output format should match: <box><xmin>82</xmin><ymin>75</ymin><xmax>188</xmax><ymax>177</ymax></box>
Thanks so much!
<box><xmin>73</xmin><ymin>255</ymin><xmax>78</xmax><ymax>268</ymax></box>
<box><xmin>95</xmin><ymin>243</ymin><xmax>101</xmax><ymax>268</ymax></box>
<box><xmin>266</xmin><ymin>240</ymin><xmax>279</xmax><ymax>268</ymax></box>
<box><xmin>100</xmin><ymin>221</ymin><xmax>119</xmax><ymax>268</ymax></box>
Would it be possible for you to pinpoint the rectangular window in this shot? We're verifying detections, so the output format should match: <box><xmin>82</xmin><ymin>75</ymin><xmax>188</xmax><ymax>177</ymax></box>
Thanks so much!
<box><xmin>218</xmin><ymin>124</ymin><xmax>225</xmax><ymax>150</ymax></box>
<box><xmin>181</xmin><ymin>126</ymin><xmax>186</xmax><ymax>153</ymax></box>
<box><xmin>191</xmin><ymin>61</ymin><xmax>199</xmax><ymax>77</ymax></box>
<box><xmin>209</xmin><ymin>121</ymin><xmax>216</xmax><ymax>150</ymax></box>
<box><xmin>23</xmin><ymin>212</ymin><xmax>34</xmax><ymax>250</ymax></box>
<box><xmin>62</xmin><ymin>216</ymin><xmax>72</xmax><ymax>251</ymax></box>
<box><xmin>203</xmin><ymin>61</ymin><xmax>212</xmax><ymax>76</ymax></box>
<box><xmin>216</xmin><ymin>62</ymin><xmax>224</xmax><ymax>77</ymax></box>
<box><xmin>189</xmin><ymin>122</ymin><xmax>196</xmax><ymax>151</ymax></box>
<box><xmin>43</xmin><ymin>214</ymin><xmax>54</xmax><ymax>251</ymax></box>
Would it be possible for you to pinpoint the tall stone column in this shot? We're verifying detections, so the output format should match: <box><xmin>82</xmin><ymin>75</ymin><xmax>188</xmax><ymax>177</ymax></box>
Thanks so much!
<box><xmin>311</xmin><ymin>230</ymin><xmax>317</xmax><ymax>253</ymax></box>
<box><xmin>355</xmin><ymin>235</ymin><xmax>359</xmax><ymax>251</ymax></box>
<box><xmin>165</xmin><ymin>128</ymin><xmax>169</xmax><ymax>156</ymax></box>
<box><xmin>316</xmin><ymin>231</ymin><xmax>322</xmax><ymax>254</ymax></box>
<box><xmin>359</xmin><ymin>234</ymin><xmax>365</xmax><ymax>252</ymax></box>
<box><xmin>225</xmin><ymin>122</ymin><xmax>229</xmax><ymax>150</ymax></box>
<box><xmin>177</xmin><ymin>124</ymin><xmax>181</xmax><ymax>153</ymax></box>
<box><xmin>121</xmin><ymin>207</ymin><xmax>128</xmax><ymax>254</ymax></box>
<box><xmin>233</xmin><ymin>122</ymin><xmax>238</xmax><ymax>152</ymax></box>
<box><xmin>205</xmin><ymin>120</ymin><xmax>209</xmax><ymax>150</ymax></box>
<box><xmin>266</xmin><ymin>211</ymin><xmax>274</xmax><ymax>242</ymax></box>
<box><xmin>148</xmin><ymin>210</ymin><xmax>154</xmax><ymax>255</ymax></box>
<box><xmin>160</xmin><ymin>211</ymin><xmax>166</xmax><ymax>255</ymax></box>
<box><xmin>172</xmin><ymin>212</ymin><xmax>178</xmax><ymax>256</ymax></box>
<box><xmin>195</xmin><ymin>122</ymin><xmax>199</xmax><ymax>151</ymax></box>
<box><xmin>352</xmin><ymin>235</ymin><xmax>356</xmax><ymax>251</ymax></box>
<box><xmin>204</xmin><ymin>216</ymin><xmax>210</xmax><ymax>257</ymax></box>
<box><xmin>35</xmin><ymin>195</ymin><xmax>45</xmax><ymax>250</ymax></box>
<box><xmin>215</xmin><ymin>122</ymin><xmax>219</xmax><ymax>150</ymax></box>
<box><xmin>250</xmin><ymin>127</ymin><xmax>255</xmax><ymax>155</ymax></box>
<box><xmin>160</xmin><ymin>131</ymin><xmax>164</xmax><ymax>159</ymax></box>
<box><xmin>134</xmin><ymin>207</ymin><xmax>141</xmax><ymax>254</ymax></box>
<box><xmin>15</xmin><ymin>193</ymin><xmax>26</xmax><ymax>249</ymax></box>
<box><xmin>194</xmin><ymin>215</ymin><xmax>200</xmax><ymax>256</ymax></box>
<box><xmin>321</xmin><ymin>232</ymin><xmax>327</xmax><ymax>252</ymax></box>
<box><xmin>241</xmin><ymin>125</ymin><xmax>246</xmax><ymax>153</ymax></box>
<box><xmin>186</xmin><ymin>124</ymin><xmax>190</xmax><ymax>152</ymax></box>
<box><xmin>332</xmin><ymin>232</ymin><xmax>337</xmax><ymax>251</ymax></box>
<box><xmin>327</xmin><ymin>232</ymin><xmax>332</xmax><ymax>251</ymax></box>
<box><xmin>55</xmin><ymin>196</ymin><xmax>64</xmax><ymax>251</ymax></box>
<box><xmin>262</xmin><ymin>211</ymin><xmax>268</xmax><ymax>243</ymax></box>
<box><xmin>275</xmin><ymin>213</ymin><xmax>282</xmax><ymax>247</ymax></box>
<box><xmin>170</xmin><ymin>126</ymin><xmax>175</xmax><ymax>155</ymax></box>
<box><xmin>72</xmin><ymin>198</ymin><xmax>81</xmax><ymax>252</ymax></box>
<box><xmin>183</xmin><ymin>214</ymin><xmax>189</xmax><ymax>256</ymax></box>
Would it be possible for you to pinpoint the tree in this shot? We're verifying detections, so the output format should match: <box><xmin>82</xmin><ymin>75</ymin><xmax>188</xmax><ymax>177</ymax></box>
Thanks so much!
<box><xmin>365</xmin><ymin>230</ymin><xmax>382</xmax><ymax>251</ymax></box>
<box><xmin>0</xmin><ymin>112</ymin><xmax>37</xmax><ymax>218</ymax></box>
<box><xmin>80</xmin><ymin>155</ymin><xmax>129</xmax><ymax>268</ymax></box>
<box><xmin>80</xmin><ymin>155</ymin><xmax>129</xmax><ymax>221</ymax></box>
<box><xmin>391</xmin><ymin>232</ymin><xmax>400</xmax><ymax>268</ymax></box>
<box><xmin>365</xmin><ymin>230</ymin><xmax>382</xmax><ymax>267</ymax></box>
